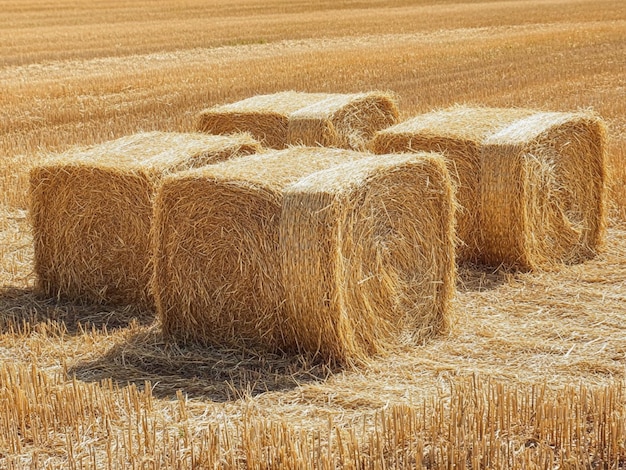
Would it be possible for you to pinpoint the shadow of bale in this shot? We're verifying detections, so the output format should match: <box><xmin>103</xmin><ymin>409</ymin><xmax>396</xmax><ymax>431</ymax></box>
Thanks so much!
<box><xmin>0</xmin><ymin>287</ymin><xmax>153</xmax><ymax>335</ymax></box>
<box><xmin>69</xmin><ymin>325</ymin><xmax>335</xmax><ymax>401</ymax></box>
<box><xmin>456</xmin><ymin>265</ymin><xmax>513</xmax><ymax>293</ymax></box>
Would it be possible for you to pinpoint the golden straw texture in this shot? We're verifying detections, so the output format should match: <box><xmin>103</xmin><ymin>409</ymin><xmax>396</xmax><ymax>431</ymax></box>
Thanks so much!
<box><xmin>371</xmin><ymin>106</ymin><xmax>607</xmax><ymax>269</ymax></box>
<box><xmin>287</xmin><ymin>92</ymin><xmax>399</xmax><ymax>150</ymax></box>
<box><xmin>29</xmin><ymin>131</ymin><xmax>261</xmax><ymax>309</ymax></box>
<box><xmin>281</xmin><ymin>153</ymin><xmax>455</xmax><ymax>364</ymax></box>
<box><xmin>480</xmin><ymin>112</ymin><xmax>607</xmax><ymax>269</ymax></box>
<box><xmin>196</xmin><ymin>91</ymin><xmax>399</xmax><ymax>150</ymax></box>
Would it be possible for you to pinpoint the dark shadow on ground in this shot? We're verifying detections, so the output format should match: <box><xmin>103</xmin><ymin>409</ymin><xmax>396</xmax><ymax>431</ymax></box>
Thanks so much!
<box><xmin>456</xmin><ymin>264</ymin><xmax>514</xmax><ymax>293</ymax></box>
<box><xmin>69</xmin><ymin>326</ymin><xmax>334</xmax><ymax>401</ymax></box>
<box><xmin>0</xmin><ymin>287</ymin><xmax>153</xmax><ymax>334</ymax></box>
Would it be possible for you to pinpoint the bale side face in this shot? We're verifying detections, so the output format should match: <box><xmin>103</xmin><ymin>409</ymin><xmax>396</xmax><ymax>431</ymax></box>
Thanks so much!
<box><xmin>30</xmin><ymin>133</ymin><xmax>261</xmax><ymax>309</ymax></box>
<box><xmin>480</xmin><ymin>115</ymin><xmax>607</xmax><ymax>269</ymax></box>
<box><xmin>197</xmin><ymin>111</ymin><xmax>290</xmax><ymax>149</ymax></box>
<box><xmin>153</xmin><ymin>148</ymin><xmax>368</xmax><ymax>349</ymax></box>
<box><xmin>153</xmin><ymin>178</ymin><xmax>285</xmax><ymax>346</ymax></box>
<box><xmin>280</xmin><ymin>154</ymin><xmax>455</xmax><ymax>364</ymax></box>
<box><xmin>30</xmin><ymin>166</ymin><xmax>154</xmax><ymax>308</ymax></box>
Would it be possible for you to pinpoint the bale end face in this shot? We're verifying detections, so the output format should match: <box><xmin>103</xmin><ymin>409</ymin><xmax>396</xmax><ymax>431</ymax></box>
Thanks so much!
<box><xmin>281</xmin><ymin>153</ymin><xmax>456</xmax><ymax>364</ymax></box>
<box><xmin>30</xmin><ymin>165</ymin><xmax>154</xmax><ymax>308</ymax></box>
<box><xmin>153</xmin><ymin>175</ymin><xmax>286</xmax><ymax>348</ymax></box>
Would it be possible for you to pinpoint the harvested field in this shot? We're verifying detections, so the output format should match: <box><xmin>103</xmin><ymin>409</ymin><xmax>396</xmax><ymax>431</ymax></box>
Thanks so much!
<box><xmin>197</xmin><ymin>91</ymin><xmax>399</xmax><ymax>150</ymax></box>
<box><xmin>2</xmin><ymin>361</ymin><xmax>625</xmax><ymax>469</ymax></box>
<box><xmin>29</xmin><ymin>132</ymin><xmax>260</xmax><ymax>310</ymax></box>
<box><xmin>1</xmin><ymin>0</ymin><xmax>626</xmax><ymax>467</ymax></box>
<box><xmin>372</xmin><ymin>107</ymin><xmax>607</xmax><ymax>269</ymax></box>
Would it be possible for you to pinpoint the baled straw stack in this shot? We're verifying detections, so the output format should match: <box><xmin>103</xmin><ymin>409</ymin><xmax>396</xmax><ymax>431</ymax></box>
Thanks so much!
<box><xmin>196</xmin><ymin>91</ymin><xmax>399</xmax><ymax>150</ymax></box>
<box><xmin>281</xmin><ymin>153</ymin><xmax>455</xmax><ymax>363</ymax></box>
<box><xmin>30</xmin><ymin>131</ymin><xmax>261</xmax><ymax>309</ymax></box>
<box><xmin>371</xmin><ymin>106</ymin><xmax>607</xmax><ymax>269</ymax></box>
<box><xmin>153</xmin><ymin>148</ymin><xmax>454</xmax><ymax>362</ymax></box>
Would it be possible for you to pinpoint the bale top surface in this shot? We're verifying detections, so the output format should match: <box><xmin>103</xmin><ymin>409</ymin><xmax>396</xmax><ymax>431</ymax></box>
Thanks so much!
<box><xmin>39</xmin><ymin>131</ymin><xmax>260</xmax><ymax>172</ymax></box>
<box><xmin>486</xmin><ymin>111</ymin><xmax>602</xmax><ymax>144</ymax></box>
<box><xmin>288</xmin><ymin>92</ymin><xmax>396</xmax><ymax>119</ymax></box>
<box><xmin>202</xmin><ymin>91</ymin><xmax>395</xmax><ymax>118</ymax></box>
<box><xmin>172</xmin><ymin>146</ymin><xmax>368</xmax><ymax>189</ymax></box>
<box><xmin>203</xmin><ymin>91</ymin><xmax>334</xmax><ymax>115</ymax></box>
<box><xmin>378</xmin><ymin>105</ymin><xmax>537</xmax><ymax>143</ymax></box>
<box><xmin>288</xmin><ymin>151</ymin><xmax>442</xmax><ymax>194</ymax></box>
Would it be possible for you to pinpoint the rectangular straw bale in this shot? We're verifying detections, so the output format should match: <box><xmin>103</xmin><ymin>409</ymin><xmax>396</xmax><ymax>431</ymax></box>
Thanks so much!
<box><xmin>29</xmin><ymin>131</ymin><xmax>261</xmax><ymax>309</ymax></box>
<box><xmin>371</xmin><ymin>106</ymin><xmax>607</xmax><ymax>269</ymax></box>
<box><xmin>197</xmin><ymin>92</ymin><xmax>328</xmax><ymax>149</ymax></box>
<box><xmin>286</xmin><ymin>92</ymin><xmax>399</xmax><ymax>150</ymax></box>
<box><xmin>153</xmin><ymin>147</ymin><xmax>373</xmax><ymax>351</ymax></box>
<box><xmin>280</xmin><ymin>153</ymin><xmax>455</xmax><ymax>364</ymax></box>
<box><xmin>197</xmin><ymin>91</ymin><xmax>399</xmax><ymax>150</ymax></box>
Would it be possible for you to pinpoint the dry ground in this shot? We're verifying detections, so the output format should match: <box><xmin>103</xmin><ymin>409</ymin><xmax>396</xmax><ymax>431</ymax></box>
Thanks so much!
<box><xmin>1</xmin><ymin>0</ymin><xmax>626</xmax><ymax>467</ymax></box>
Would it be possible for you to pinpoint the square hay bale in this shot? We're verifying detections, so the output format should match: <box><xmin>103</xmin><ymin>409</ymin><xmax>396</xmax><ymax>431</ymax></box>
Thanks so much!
<box><xmin>371</xmin><ymin>106</ymin><xmax>607</xmax><ymax>270</ymax></box>
<box><xmin>30</xmin><ymin>131</ymin><xmax>261</xmax><ymax>309</ymax></box>
<box><xmin>286</xmin><ymin>92</ymin><xmax>400</xmax><ymax>150</ymax></box>
<box><xmin>281</xmin><ymin>153</ymin><xmax>455</xmax><ymax>364</ymax></box>
<box><xmin>196</xmin><ymin>91</ymin><xmax>399</xmax><ymax>150</ymax></box>
<box><xmin>153</xmin><ymin>148</ymin><xmax>455</xmax><ymax>364</ymax></box>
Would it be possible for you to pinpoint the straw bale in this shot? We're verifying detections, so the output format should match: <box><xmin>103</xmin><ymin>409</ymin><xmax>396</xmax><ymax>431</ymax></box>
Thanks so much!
<box><xmin>371</xmin><ymin>106</ymin><xmax>607</xmax><ymax>269</ymax></box>
<box><xmin>30</xmin><ymin>131</ymin><xmax>261</xmax><ymax>309</ymax></box>
<box><xmin>196</xmin><ymin>91</ymin><xmax>399</xmax><ymax>150</ymax></box>
<box><xmin>371</xmin><ymin>106</ymin><xmax>535</xmax><ymax>261</ymax></box>
<box><xmin>280</xmin><ymin>153</ymin><xmax>455</xmax><ymax>363</ymax></box>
